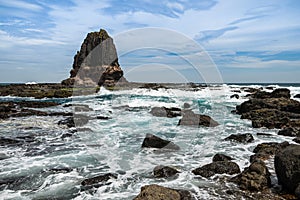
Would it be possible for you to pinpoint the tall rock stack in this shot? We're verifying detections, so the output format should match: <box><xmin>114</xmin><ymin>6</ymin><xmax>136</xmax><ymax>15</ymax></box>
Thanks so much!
<box><xmin>62</xmin><ymin>29</ymin><xmax>127</xmax><ymax>87</ymax></box>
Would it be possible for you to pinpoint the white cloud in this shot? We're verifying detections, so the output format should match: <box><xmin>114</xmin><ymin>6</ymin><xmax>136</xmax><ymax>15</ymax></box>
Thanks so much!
<box><xmin>0</xmin><ymin>0</ymin><xmax>43</xmax><ymax>11</ymax></box>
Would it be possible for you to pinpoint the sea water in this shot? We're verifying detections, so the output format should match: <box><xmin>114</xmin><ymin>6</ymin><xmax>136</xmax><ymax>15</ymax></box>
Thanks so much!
<box><xmin>0</xmin><ymin>84</ymin><xmax>299</xmax><ymax>199</ymax></box>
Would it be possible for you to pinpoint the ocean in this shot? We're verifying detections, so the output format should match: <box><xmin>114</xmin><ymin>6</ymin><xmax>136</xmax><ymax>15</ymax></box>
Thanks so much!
<box><xmin>0</xmin><ymin>84</ymin><xmax>300</xmax><ymax>199</ymax></box>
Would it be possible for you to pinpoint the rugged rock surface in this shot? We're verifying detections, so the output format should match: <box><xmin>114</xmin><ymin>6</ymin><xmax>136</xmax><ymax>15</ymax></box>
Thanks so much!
<box><xmin>250</xmin><ymin>142</ymin><xmax>289</xmax><ymax>162</ymax></box>
<box><xmin>235</xmin><ymin>88</ymin><xmax>300</xmax><ymax>129</ymax></box>
<box><xmin>178</xmin><ymin>110</ymin><xmax>219</xmax><ymax>127</ymax></box>
<box><xmin>133</xmin><ymin>184</ymin><xmax>194</xmax><ymax>200</ymax></box>
<box><xmin>231</xmin><ymin>160</ymin><xmax>271</xmax><ymax>191</ymax></box>
<box><xmin>275</xmin><ymin>144</ymin><xmax>300</xmax><ymax>196</ymax></box>
<box><xmin>141</xmin><ymin>134</ymin><xmax>180</xmax><ymax>150</ymax></box>
<box><xmin>212</xmin><ymin>153</ymin><xmax>233</xmax><ymax>162</ymax></box>
<box><xmin>81</xmin><ymin>173</ymin><xmax>117</xmax><ymax>187</ymax></box>
<box><xmin>150</xmin><ymin>107</ymin><xmax>181</xmax><ymax>118</ymax></box>
<box><xmin>192</xmin><ymin>161</ymin><xmax>240</xmax><ymax>178</ymax></box>
<box><xmin>224</xmin><ymin>133</ymin><xmax>254</xmax><ymax>143</ymax></box>
<box><xmin>278</xmin><ymin>127</ymin><xmax>300</xmax><ymax>137</ymax></box>
<box><xmin>153</xmin><ymin>165</ymin><xmax>179</xmax><ymax>178</ymax></box>
<box><xmin>62</xmin><ymin>29</ymin><xmax>126</xmax><ymax>87</ymax></box>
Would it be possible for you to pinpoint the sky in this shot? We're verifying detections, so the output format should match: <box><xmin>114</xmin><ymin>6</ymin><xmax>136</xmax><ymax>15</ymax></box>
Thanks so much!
<box><xmin>0</xmin><ymin>0</ymin><xmax>300</xmax><ymax>83</ymax></box>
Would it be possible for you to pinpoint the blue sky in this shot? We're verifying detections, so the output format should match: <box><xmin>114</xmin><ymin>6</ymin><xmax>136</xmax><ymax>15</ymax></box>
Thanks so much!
<box><xmin>0</xmin><ymin>0</ymin><xmax>299</xmax><ymax>83</ymax></box>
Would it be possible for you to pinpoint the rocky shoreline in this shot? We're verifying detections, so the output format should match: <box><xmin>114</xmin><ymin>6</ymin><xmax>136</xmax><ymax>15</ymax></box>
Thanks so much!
<box><xmin>0</xmin><ymin>84</ymin><xmax>300</xmax><ymax>199</ymax></box>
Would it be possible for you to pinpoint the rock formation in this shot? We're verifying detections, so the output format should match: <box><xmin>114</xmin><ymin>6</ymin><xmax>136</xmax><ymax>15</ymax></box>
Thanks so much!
<box><xmin>62</xmin><ymin>29</ymin><xmax>126</xmax><ymax>87</ymax></box>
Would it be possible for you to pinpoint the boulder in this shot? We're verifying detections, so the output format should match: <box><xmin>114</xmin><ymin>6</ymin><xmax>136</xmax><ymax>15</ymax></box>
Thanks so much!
<box><xmin>178</xmin><ymin>110</ymin><xmax>219</xmax><ymax>127</ymax></box>
<box><xmin>192</xmin><ymin>161</ymin><xmax>240</xmax><ymax>178</ymax></box>
<box><xmin>212</xmin><ymin>153</ymin><xmax>233</xmax><ymax>162</ymax></box>
<box><xmin>278</xmin><ymin>127</ymin><xmax>300</xmax><ymax>137</ymax></box>
<box><xmin>133</xmin><ymin>184</ymin><xmax>193</xmax><ymax>200</ymax></box>
<box><xmin>252</xmin><ymin>88</ymin><xmax>291</xmax><ymax>99</ymax></box>
<box><xmin>62</xmin><ymin>29</ymin><xmax>127</xmax><ymax>87</ymax></box>
<box><xmin>230</xmin><ymin>94</ymin><xmax>239</xmax><ymax>99</ymax></box>
<box><xmin>58</xmin><ymin>114</ymin><xmax>90</xmax><ymax>128</ymax></box>
<box><xmin>150</xmin><ymin>107</ymin><xmax>181</xmax><ymax>118</ymax></box>
<box><xmin>141</xmin><ymin>134</ymin><xmax>180</xmax><ymax>150</ymax></box>
<box><xmin>224</xmin><ymin>133</ymin><xmax>254</xmax><ymax>143</ymax></box>
<box><xmin>293</xmin><ymin>138</ymin><xmax>300</xmax><ymax>144</ymax></box>
<box><xmin>81</xmin><ymin>173</ymin><xmax>117</xmax><ymax>187</ymax></box>
<box><xmin>153</xmin><ymin>165</ymin><xmax>179</xmax><ymax>178</ymax></box>
<box><xmin>250</xmin><ymin>142</ymin><xmax>289</xmax><ymax>162</ymax></box>
<box><xmin>275</xmin><ymin>144</ymin><xmax>300</xmax><ymax>195</ymax></box>
<box><xmin>231</xmin><ymin>160</ymin><xmax>271</xmax><ymax>191</ymax></box>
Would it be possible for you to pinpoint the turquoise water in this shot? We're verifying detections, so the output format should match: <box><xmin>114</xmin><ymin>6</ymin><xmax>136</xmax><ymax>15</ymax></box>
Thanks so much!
<box><xmin>0</xmin><ymin>84</ymin><xmax>299</xmax><ymax>199</ymax></box>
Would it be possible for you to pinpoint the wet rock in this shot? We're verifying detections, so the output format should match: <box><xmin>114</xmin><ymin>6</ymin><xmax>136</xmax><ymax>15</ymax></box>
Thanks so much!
<box><xmin>294</xmin><ymin>94</ymin><xmax>300</xmax><ymax>98</ymax></box>
<box><xmin>212</xmin><ymin>153</ymin><xmax>233</xmax><ymax>162</ymax></box>
<box><xmin>142</xmin><ymin>134</ymin><xmax>180</xmax><ymax>150</ymax></box>
<box><xmin>140</xmin><ymin>83</ymin><xmax>168</xmax><ymax>90</ymax></box>
<box><xmin>252</xmin><ymin>88</ymin><xmax>291</xmax><ymax>99</ymax></box>
<box><xmin>62</xmin><ymin>29</ymin><xmax>126</xmax><ymax>87</ymax></box>
<box><xmin>224</xmin><ymin>133</ymin><xmax>254</xmax><ymax>143</ymax></box>
<box><xmin>150</xmin><ymin>107</ymin><xmax>181</xmax><ymax>118</ymax></box>
<box><xmin>183</xmin><ymin>103</ymin><xmax>191</xmax><ymax>109</ymax></box>
<box><xmin>96</xmin><ymin>116</ymin><xmax>111</xmax><ymax>120</ymax></box>
<box><xmin>231</xmin><ymin>160</ymin><xmax>271</xmax><ymax>191</ymax></box>
<box><xmin>81</xmin><ymin>173</ymin><xmax>117</xmax><ymax>187</ymax></box>
<box><xmin>275</xmin><ymin>144</ymin><xmax>300</xmax><ymax>195</ymax></box>
<box><xmin>256</xmin><ymin>132</ymin><xmax>273</xmax><ymax>136</ymax></box>
<box><xmin>58</xmin><ymin>114</ymin><xmax>90</xmax><ymax>128</ymax></box>
<box><xmin>192</xmin><ymin>161</ymin><xmax>240</xmax><ymax>178</ymax></box>
<box><xmin>293</xmin><ymin>137</ymin><xmax>300</xmax><ymax>144</ymax></box>
<box><xmin>133</xmin><ymin>184</ymin><xmax>194</xmax><ymax>200</ymax></box>
<box><xmin>153</xmin><ymin>165</ymin><xmax>179</xmax><ymax>178</ymax></box>
<box><xmin>265</xmin><ymin>86</ymin><xmax>274</xmax><ymax>90</ymax></box>
<box><xmin>278</xmin><ymin>127</ymin><xmax>300</xmax><ymax>137</ymax></box>
<box><xmin>0</xmin><ymin>137</ymin><xmax>21</xmax><ymax>146</ymax></box>
<box><xmin>178</xmin><ymin>110</ymin><xmax>219</xmax><ymax>127</ymax></box>
<box><xmin>250</xmin><ymin>142</ymin><xmax>289</xmax><ymax>162</ymax></box>
<box><xmin>230</xmin><ymin>94</ymin><xmax>239</xmax><ymax>99</ymax></box>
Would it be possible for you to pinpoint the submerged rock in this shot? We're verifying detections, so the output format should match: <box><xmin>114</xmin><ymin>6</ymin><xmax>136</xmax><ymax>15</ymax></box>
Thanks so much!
<box><xmin>278</xmin><ymin>127</ymin><xmax>300</xmax><ymax>137</ymax></box>
<box><xmin>134</xmin><ymin>184</ymin><xmax>194</xmax><ymax>200</ymax></box>
<box><xmin>231</xmin><ymin>160</ymin><xmax>271</xmax><ymax>191</ymax></box>
<box><xmin>224</xmin><ymin>133</ymin><xmax>254</xmax><ymax>143</ymax></box>
<box><xmin>275</xmin><ymin>144</ymin><xmax>300</xmax><ymax>196</ymax></box>
<box><xmin>81</xmin><ymin>173</ymin><xmax>117</xmax><ymax>187</ymax></box>
<box><xmin>192</xmin><ymin>161</ymin><xmax>240</xmax><ymax>178</ymax></box>
<box><xmin>178</xmin><ymin>110</ymin><xmax>219</xmax><ymax>127</ymax></box>
<box><xmin>230</xmin><ymin>94</ymin><xmax>239</xmax><ymax>99</ymax></box>
<box><xmin>58</xmin><ymin>114</ymin><xmax>90</xmax><ymax>128</ymax></box>
<box><xmin>141</xmin><ymin>134</ymin><xmax>180</xmax><ymax>150</ymax></box>
<box><xmin>212</xmin><ymin>153</ymin><xmax>233</xmax><ymax>162</ymax></box>
<box><xmin>294</xmin><ymin>94</ymin><xmax>300</xmax><ymax>98</ymax></box>
<box><xmin>150</xmin><ymin>107</ymin><xmax>181</xmax><ymax>118</ymax></box>
<box><xmin>293</xmin><ymin>137</ymin><xmax>300</xmax><ymax>144</ymax></box>
<box><xmin>153</xmin><ymin>165</ymin><xmax>179</xmax><ymax>178</ymax></box>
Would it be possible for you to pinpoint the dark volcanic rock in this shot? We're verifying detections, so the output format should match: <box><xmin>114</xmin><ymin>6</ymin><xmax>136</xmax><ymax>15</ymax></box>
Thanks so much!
<box><xmin>293</xmin><ymin>137</ymin><xmax>300</xmax><ymax>144</ymax></box>
<box><xmin>230</xmin><ymin>94</ymin><xmax>239</xmax><ymax>99</ymax></box>
<box><xmin>224</xmin><ymin>133</ymin><xmax>254</xmax><ymax>143</ymax></box>
<box><xmin>231</xmin><ymin>160</ymin><xmax>271</xmax><ymax>191</ymax></box>
<box><xmin>275</xmin><ymin>144</ymin><xmax>300</xmax><ymax>195</ymax></box>
<box><xmin>142</xmin><ymin>134</ymin><xmax>180</xmax><ymax>150</ymax></box>
<box><xmin>252</xmin><ymin>88</ymin><xmax>291</xmax><ymax>99</ymax></box>
<box><xmin>250</xmin><ymin>142</ymin><xmax>289</xmax><ymax>162</ymax></box>
<box><xmin>192</xmin><ymin>161</ymin><xmax>240</xmax><ymax>178</ymax></box>
<box><xmin>212</xmin><ymin>153</ymin><xmax>233</xmax><ymax>162</ymax></box>
<box><xmin>153</xmin><ymin>165</ymin><xmax>179</xmax><ymax>178</ymax></box>
<box><xmin>81</xmin><ymin>173</ymin><xmax>117</xmax><ymax>187</ymax></box>
<box><xmin>134</xmin><ymin>184</ymin><xmax>194</xmax><ymax>200</ymax></box>
<box><xmin>278</xmin><ymin>127</ymin><xmax>300</xmax><ymax>137</ymax></box>
<box><xmin>178</xmin><ymin>110</ymin><xmax>219</xmax><ymax>127</ymax></box>
<box><xmin>139</xmin><ymin>83</ymin><xmax>168</xmax><ymax>90</ymax></box>
<box><xmin>150</xmin><ymin>107</ymin><xmax>181</xmax><ymax>118</ymax></box>
<box><xmin>62</xmin><ymin>29</ymin><xmax>126</xmax><ymax>87</ymax></box>
<box><xmin>294</xmin><ymin>94</ymin><xmax>300</xmax><ymax>98</ymax></box>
